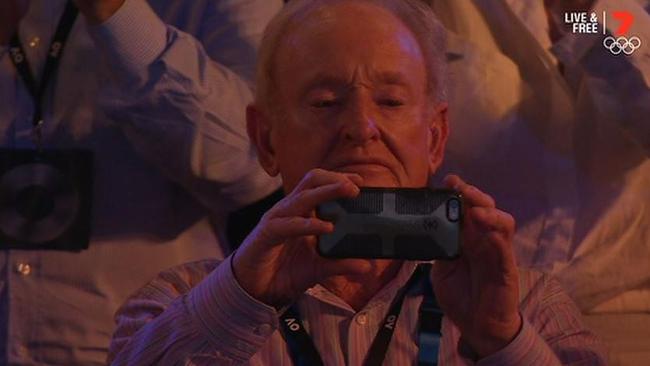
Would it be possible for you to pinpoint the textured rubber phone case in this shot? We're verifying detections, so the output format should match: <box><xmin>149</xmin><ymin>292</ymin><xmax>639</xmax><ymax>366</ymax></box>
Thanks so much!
<box><xmin>317</xmin><ymin>188</ymin><xmax>461</xmax><ymax>260</ymax></box>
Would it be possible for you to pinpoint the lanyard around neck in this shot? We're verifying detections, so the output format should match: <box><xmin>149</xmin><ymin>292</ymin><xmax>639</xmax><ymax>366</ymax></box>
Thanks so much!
<box><xmin>8</xmin><ymin>1</ymin><xmax>79</xmax><ymax>147</ymax></box>
<box><xmin>279</xmin><ymin>263</ymin><xmax>443</xmax><ymax>366</ymax></box>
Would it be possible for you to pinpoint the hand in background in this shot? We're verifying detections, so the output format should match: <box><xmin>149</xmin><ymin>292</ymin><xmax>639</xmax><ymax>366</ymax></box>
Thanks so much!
<box><xmin>544</xmin><ymin>0</ymin><xmax>597</xmax><ymax>42</ymax></box>
<box><xmin>430</xmin><ymin>174</ymin><xmax>521</xmax><ymax>358</ymax></box>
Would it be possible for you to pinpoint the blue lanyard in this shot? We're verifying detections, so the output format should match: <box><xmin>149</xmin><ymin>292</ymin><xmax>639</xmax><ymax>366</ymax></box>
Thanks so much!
<box><xmin>8</xmin><ymin>1</ymin><xmax>78</xmax><ymax>147</ymax></box>
<box><xmin>279</xmin><ymin>263</ymin><xmax>443</xmax><ymax>366</ymax></box>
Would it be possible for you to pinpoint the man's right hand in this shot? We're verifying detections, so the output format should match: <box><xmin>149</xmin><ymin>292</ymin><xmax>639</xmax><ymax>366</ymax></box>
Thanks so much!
<box><xmin>0</xmin><ymin>0</ymin><xmax>29</xmax><ymax>45</ymax></box>
<box><xmin>232</xmin><ymin>168</ymin><xmax>368</xmax><ymax>308</ymax></box>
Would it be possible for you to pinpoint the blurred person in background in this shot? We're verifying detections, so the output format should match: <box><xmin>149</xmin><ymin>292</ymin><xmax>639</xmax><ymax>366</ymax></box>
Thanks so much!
<box><xmin>0</xmin><ymin>0</ymin><xmax>281</xmax><ymax>364</ymax></box>
<box><xmin>428</xmin><ymin>1</ymin><xmax>649</xmax><ymax>363</ymax></box>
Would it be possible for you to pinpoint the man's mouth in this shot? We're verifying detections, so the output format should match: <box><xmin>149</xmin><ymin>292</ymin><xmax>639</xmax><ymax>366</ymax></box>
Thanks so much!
<box><xmin>334</xmin><ymin>163</ymin><xmax>389</xmax><ymax>172</ymax></box>
<box><xmin>329</xmin><ymin>158</ymin><xmax>392</xmax><ymax>171</ymax></box>
<box><xmin>327</xmin><ymin>159</ymin><xmax>400</xmax><ymax>185</ymax></box>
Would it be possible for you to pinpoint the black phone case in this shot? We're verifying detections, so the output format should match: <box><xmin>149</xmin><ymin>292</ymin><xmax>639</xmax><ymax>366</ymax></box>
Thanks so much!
<box><xmin>316</xmin><ymin>188</ymin><xmax>462</xmax><ymax>260</ymax></box>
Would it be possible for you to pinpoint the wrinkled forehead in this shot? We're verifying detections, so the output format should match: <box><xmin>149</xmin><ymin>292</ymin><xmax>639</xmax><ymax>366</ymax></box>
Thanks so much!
<box><xmin>274</xmin><ymin>1</ymin><xmax>426</xmax><ymax>92</ymax></box>
<box><xmin>280</xmin><ymin>2</ymin><xmax>421</xmax><ymax>56</ymax></box>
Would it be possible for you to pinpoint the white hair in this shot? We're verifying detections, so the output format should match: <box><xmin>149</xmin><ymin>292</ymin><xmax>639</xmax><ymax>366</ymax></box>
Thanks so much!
<box><xmin>255</xmin><ymin>0</ymin><xmax>448</xmax><ymax>117</ymax></box>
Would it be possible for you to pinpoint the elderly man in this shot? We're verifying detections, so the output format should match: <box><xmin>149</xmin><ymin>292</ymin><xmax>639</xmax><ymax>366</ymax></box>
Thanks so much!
<box><xmin>108</xmin><ymin>0</ymin><xmax>606</xmax><ymax>364</ymax></box>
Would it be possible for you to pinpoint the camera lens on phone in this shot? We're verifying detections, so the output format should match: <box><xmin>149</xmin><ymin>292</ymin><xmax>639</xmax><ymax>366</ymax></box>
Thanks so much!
<box><xmin>447</xmin><ymin>198</ymin><xmax>460</xmax><ymax>222</ymax></box>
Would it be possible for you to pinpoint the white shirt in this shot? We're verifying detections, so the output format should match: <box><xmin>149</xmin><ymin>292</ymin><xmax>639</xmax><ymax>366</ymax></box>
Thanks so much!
<box><xmin>0</xmin><ymin>0</ymin><xmax>281</xmax><ymax>364</ymax></box>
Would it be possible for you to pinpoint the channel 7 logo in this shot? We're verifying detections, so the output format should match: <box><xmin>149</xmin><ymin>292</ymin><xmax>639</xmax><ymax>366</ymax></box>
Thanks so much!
<box><xmin>603</xmin><ymin>11</ymin><xmax>641</xmax><ymax>55</ymax></box>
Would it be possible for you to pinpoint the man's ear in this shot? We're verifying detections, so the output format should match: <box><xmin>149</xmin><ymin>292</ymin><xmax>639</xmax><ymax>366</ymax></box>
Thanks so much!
<box><xmin>428</xmin><ymin>102</ymin><xmax>449</xmax><ymax>175</ymax></box>
<box><xmin>246</xmin><ymin>105</ymin><xmax>279</xmax><ymax>176</ymax></box>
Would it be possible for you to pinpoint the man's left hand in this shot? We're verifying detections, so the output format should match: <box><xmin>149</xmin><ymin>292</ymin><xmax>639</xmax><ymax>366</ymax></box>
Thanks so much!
<box><xmin>430</xmin><ymin>174</ymin><xmax>521</xmax><ymax>358</ymax></box>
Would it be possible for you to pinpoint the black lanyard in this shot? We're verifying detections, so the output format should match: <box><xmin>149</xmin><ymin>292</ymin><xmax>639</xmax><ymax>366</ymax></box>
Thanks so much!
<box><xmin>279</xmin><ymin>264</ymin><xmax>443</xmax><ymax>366</ymax></box>
<box><xmin>8</xmin><ymin>0</ymin><xmax>79</xmax><ymax>147</ymax></box>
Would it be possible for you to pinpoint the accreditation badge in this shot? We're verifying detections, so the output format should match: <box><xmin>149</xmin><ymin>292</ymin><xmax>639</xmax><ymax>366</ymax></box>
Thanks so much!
<box><xmin>0</xmin><ymin>148</ymin><xmax>93</xmax><ymax>251</ymax></box>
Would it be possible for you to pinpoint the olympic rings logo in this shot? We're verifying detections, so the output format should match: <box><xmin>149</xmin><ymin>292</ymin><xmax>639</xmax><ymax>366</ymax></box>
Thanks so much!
<box><xmin>603</xmin><ymin>36</ymin><xmax>642</xmax><ymax>55</ymax></box>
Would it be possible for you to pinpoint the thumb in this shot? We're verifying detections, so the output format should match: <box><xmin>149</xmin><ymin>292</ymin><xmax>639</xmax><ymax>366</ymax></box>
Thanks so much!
<box><xmin>430</xmin><ymin>259</ymin><xmax>459</xmax><ymax>283</ymax></box>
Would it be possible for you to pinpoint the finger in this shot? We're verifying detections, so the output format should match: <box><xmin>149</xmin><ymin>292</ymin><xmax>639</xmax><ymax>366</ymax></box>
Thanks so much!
<box><xmin>294</xmin><ymin>168</ymin><xmax>363</xmax><ymax>192</ymax></box>
<box><xmin>467</xmin><ymin>230</ymin><xmax>519</xmax><ymax>280</ymax></box>
<box><xmin>430</xmin><ymin>258</ymin><xmax>461</xmax><ymax>283</ymax></box>
<box><xmin>443</xmin><ymin>174</ymin><xmax>495</xmax><ymax>208</ymax></box>
<box><xmin>278</xmin><ymin>180</ymin><xmax>360</xmax><ymax>217</ymax></box>
<box><xmin>442</xmin><ymin>174</ymin><xmax>463</xmax><ymax>189</ymax></box>
<box><xmin>464</xmin><ymin>229</ymin><xmax>511</xmax><ymax>256</ymax></box>
<box><xmin>462</xmin><ymin>208</ymin><xmax>517</xmax><ymax>267</ymax></box>
<box><xmin>344</xmin><ymin>173</ymin><xmax>364</xmax><ymax>186</ymax></box>
<box><xmin>467</xmin><ymin>207</ymin><xmax>515</xmax><ymax>237</ymax></box>
<box><xmin>257</xmin><ymin>216</ymin><xmax>334</xmax><ymax>245</ymax></box>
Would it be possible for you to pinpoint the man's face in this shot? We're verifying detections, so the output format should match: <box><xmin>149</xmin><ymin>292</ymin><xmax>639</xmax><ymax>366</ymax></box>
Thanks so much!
<box><xmin>256</xmin><ymin>2</ymin><xmax>448</xmax><ymax>190</ymax></box>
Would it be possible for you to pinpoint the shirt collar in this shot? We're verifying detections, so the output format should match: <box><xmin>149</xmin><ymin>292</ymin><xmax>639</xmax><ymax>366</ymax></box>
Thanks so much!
<box><xmin>302</xmin><ymin>260</ymin><xmax>429</xmax><ymax>313</ymax></box>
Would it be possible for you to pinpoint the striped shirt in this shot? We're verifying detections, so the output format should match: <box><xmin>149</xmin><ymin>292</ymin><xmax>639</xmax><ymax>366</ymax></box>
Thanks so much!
<box><xmin>108</xmin><ymin>257</ymin><xmax>606</xmax><ymax>365</ymax></box>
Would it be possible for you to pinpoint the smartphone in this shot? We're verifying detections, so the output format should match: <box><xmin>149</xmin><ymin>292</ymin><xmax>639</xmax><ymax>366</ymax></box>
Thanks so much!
<box><xmin>316</xmin><ymin>187</ymin><xmax>462</xmax><ymax>260</ymax></box>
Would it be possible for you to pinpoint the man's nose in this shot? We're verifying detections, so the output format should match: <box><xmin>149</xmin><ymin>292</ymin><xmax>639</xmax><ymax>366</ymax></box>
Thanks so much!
<box><xmin>341</xmin><ymin>96</ymin><xmax>380</xmax><ymax>145</ymax></box>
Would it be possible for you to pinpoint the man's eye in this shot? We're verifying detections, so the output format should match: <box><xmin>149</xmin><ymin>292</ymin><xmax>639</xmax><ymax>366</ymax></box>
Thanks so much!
<box><xmin>311</xmin><ymin>99</ymin><xmax>339</xmax><ymax>108</ymax></box>
<box><xmin>378</xmin><ymin>99</ymin><xmax>404</xmax><ymax>107</ymax></box>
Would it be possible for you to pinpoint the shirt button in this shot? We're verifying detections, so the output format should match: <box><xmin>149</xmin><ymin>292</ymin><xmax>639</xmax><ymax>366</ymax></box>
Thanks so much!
<box><xmin>355</xmin><ymin>312</ymin><xmax>368</xmax><ymax>325</ymax></box>
<box><xmin>15</xmin><ymin>263</ymin><xmax>32</xmax><ymax>276</ymax></box>
<box><xmin>28</xmin><ymin>36</ymin><xmax>40</xmax><ymax>48</ymax></box>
